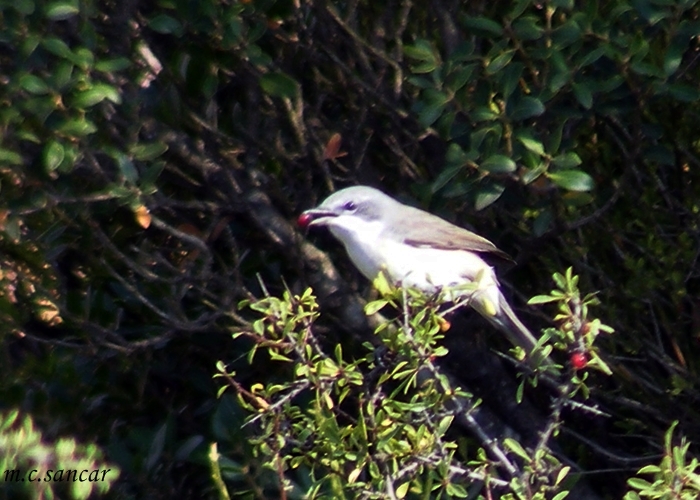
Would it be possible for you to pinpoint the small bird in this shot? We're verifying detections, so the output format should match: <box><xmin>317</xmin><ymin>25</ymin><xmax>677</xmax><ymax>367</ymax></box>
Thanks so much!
<box><xmin>299</xmin><ymin>185</ymin><xmax>544</xmax><ymax>361</ymax></box>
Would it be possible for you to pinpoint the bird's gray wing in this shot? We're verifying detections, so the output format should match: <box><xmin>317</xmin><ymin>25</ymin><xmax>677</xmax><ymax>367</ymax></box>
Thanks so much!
<box><xmin>396</xmin><ymin>206</ymin><xmax>513</xmax><ymax>261</ymax></box>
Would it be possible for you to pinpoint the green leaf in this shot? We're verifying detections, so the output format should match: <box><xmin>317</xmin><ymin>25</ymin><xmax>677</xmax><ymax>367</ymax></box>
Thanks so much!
<box><xmin>629</xmin><ymin>35</ymin><xmax>650</xmax><ymax>60</ymax></box>
<box><xmin>14</xmin><ymin>0</ymin><xmax>35</xmax><ymax>14</ymax></box>
<box><xmin>445</xmin><ymin>64</ymin><xmax>477</xmax><ymax>92</ymax></box>
<box><xmin>51</xmin><ymin>61</ymin><xmax>74</xmax><ymax>90</ymax></box>
<box><xmin>43</xmin><ymin>141</ymin><xmax>65</xmax><ymax>172</ymax></box>
<box><xmin>146</xmin><ymin>423</ymin><xmax>168</xmax><ymax>472</ymax></box>
<box><xmin>423</xmin><ymin>88</ymin><xmax>450</xmax><ymax>106</ymax></box>
<box><xmin>17</xmin><ymin>130</ymin><xmax>40</xmax><ymax>143</ymax></box>
<box><xmin>57</xmin><ymin>118</ymin><xmax>97</xmax><ymax>136</ymax></box>
<box><xmin>0</xmin><ymin>148</ymin><xmax>23</xmax><ymax>165</ymax></box>
<box><xmin>111</xmin><ymin>153</ymin><xmax>138</xmax><ymax>183</ymax></box>
<box><xmin>73</xmin><ymin>47</ymin><xmax>94</xmax><ymax>70</ymax></box>
<box><xmin>57</xmin><ymin>144</ymin><xmax>79</xmax><ymax>173</ymax></box>
<box><xmin>462</xmin><ymin>16</ymin><xmax>503</xmax><ymax>37</ymax></box>
<box><xmin>406</xmin><ymin>76</ymin><xmax>432</xmax><ymax>89</ymax></box>
<box><xmin>372</xmin><ymin>272</ymin><xmax>393</xmax><ymax>296</ymax></box>
<box><xmin>599</xmin><ymin>75</ymin><xmax>624</xmax><ymax>93</ymax></box>
<box><xmin>149</xmin><ymin>14</ymin><xmax>183</xmax><ymax>36</ymax></box>
<box><xmin>678</xmin><ymin>18</ymin><xmax>700</xmax><ymax>37</ymax></box>
<box><xmin>500</xmin><ymin>62</ymin><xmax>524</xmax><ymax>99</ymax></box>
<box><xmin>521</xmin><ymin>148</ymin><xmax>544</xmax><ymax>168</ymax></box>
<box><xmin>42</xmin><ymin>37</ymin><xmax>74</xmax><ymax>59</ymax></box>
<box><xmin>555</xmin><ymin>466</ymin><xmax>571</xmax><ymax>486</ymax></box>
<box><xmin>418</xmin><ymin>102</ymin><xmax>444</xmax><ymax>128</ymax></box>
<box><xmin>72</xmin><ymin>477</ymin><xmax>94</xmax><ymax>499</ymax></box>
<box><xmin>663</xmin><ymin>39</ymin><xmax>688</xmax><ymax>77</ymax></box>
<box><xmin>667</xmin><ymin>83</ymin><xmax>700</xmax><ymax>102</ymax></box>
<box><xmin>564</xmin><ymin>192</ymin><xmax>593</xmax><ymax>207</ymax></box>
<box><xmin>45</xmin><ymin>1</ymin><xmax>79</xmax><ymax>20</ymax></box>
<box><xmin>141</xmin><ymin>162</ymin><xmax>165</xmax><ymax>192</ymax></box>
<box><xmin>410</xmin><ymin>60</ymin><xmax>438</xmax><ymax>74</ymax></box>
<box><xmin>549</xmin><ymin>68</ymin><xmax>570</xmax><ymax>93</ymax></box>
<box><xmin>509</xmin><ymin>96</ymin><xmax>545</xmax><ymax>120</ymax></box>
<box><xmin>480</xmin><ymin>154</ymin><xmax>516</xmax><ymax>174</ymax></box>
<box><xmin>522</xmin><ymin>161</ymin><xmax>546</xmax><ymax>184</ymax></box>
<box><xmin>552</xmin><ymin>0</ymin><xmax>574</xmax><ymax>8</ymax></box>
<box><xmin>517</xmin><ymin>135</ymin><xmax>546</xmax><ymax>156</ymax></box>
<box><xmin>72</xmin><ymin>83</ymin><xmax>122</xmax><ymax>108</ymax></box>
<box><xmin>552</xmin><ymin>20</ymin><xmax>581</xmax><ymax>48</ymax></box>
<box><xmin>548</xmin><ymin>170</ymin><xmax>594</xmax><ymax>191</ymax></box>
<box><xmin>630</xmin><ymin>61</ymin><xmax>664</xmax><ymax>78</ymax></box>
<box><xmin>508</xmin><ymin>0</ymin><xmax>531</xmax><ymax>18</ymax></box>
<box><xmin>259</xmin><ymin>72</ymin><xmax>298</xmax><ymax>99</ymax></box>
<box><xmin>244</xmin><ymin>44</ymin><xmax>272</xmax><ymax>66</ymax></box>
<box><xmin>432</xmin><ymin>165</ymin><xmax>463</xmax><ymax>193</ymax></box>
<box><xmin>609</xmin><ymin>3</ymin><xmax>634</xmax><ymax>19</ymax></box>
<box><xmin>471</xmin><ymin>106</ymin><xmax>499</xmax><ymax>121</ymax></box>
<box><xmin>577</xmin><ymin>46</ymin><xmax>608</xmax><ymax>67</ymax></box>
<box><xmin>572</xmin><ymin>82</ymin><xmax>593</xmax><ymax>109</ymax></box>
<box><xmin>95</xmin><ymin>57</ymin><xmax>131</xmax><ymax>73</ymax></box>
<box><xmin>4</xmin><ymin>215</ymin><xmax>22</xmax><ymax>241</ymax></box>
<box><xmin>552</xmin><ymin>152</ymin><xmax>582</xmax><ymax>169</ymax></box>
<box><xmin>445</xmin><ymin>143</ymin><xmax>471</xmax><ymax>168</ymax></box>
<box><xmin>395</xmin><ymin>482</ymin><xmax>409</xmax><ymax>499</ymax></box>
<box><xmin>131</xmin><ymin>142</ymin><xmax>168</xmax><ymax>161</ymax></box>
<box><xmin>23</xmin><ymin>96</ymin><xmax>57</xmax><ymax>123</ymax></box>
<box><xmin>435</xmin><ymin>111</ymin><xmax>456</xmax><ymax>139</ymax></box>
<box><xmin>20</xmin><ymin>34</ymin><xmax>41</xmax><ymax>58</ymax></box>
<box><xmin>548</xmin><ymin>121</ymin><xmax>566</xmax><ymax>152</ymax></box>
<box><xmin>512</xmin><ymin>16</ymin><xmax>544</xmax><ymax>40</ymax></box>
<box><xmin>533</xmin><ymin>210</ymin><xmax>553</xmax><ymax>237</ymax></box>
<box><xmin>474</xmin><ymin>182</ymin><xmax>505</xmax><ymax>210</ymax></box>
<box><xmin>626</xmin><ymin>477</ymin><xmax>653</xmax><ymax>490</ymax></box>
<box><xmin>445</xmin><ymin>482</ymin><xmax>468</xmax><ymax>497</ymax></box>
<box><xmin>19</xmin><ymin>74</ymin><xmax>50</xmax><ymax>95</ymax></box>
<box><xmin>471</xmin><ymin>125</ymin><xmax>501</xmax><ymax>151</ymax></box>
<box><xmin>486</xmin><ymin>51</ymin><xmax>514</xmax><ymax>75</ymax></box>
<box><xmin>448</xmin><ymin>41</ymin><xmax>475</xmax><ymax>62</ymax></box>
<box><xmin>637</xmin><ymin>3</ymin><xmax>671</xmax><ymax>25</ymax></box>
<box><xmin>504</xmin><ymin>438</ymin><xmax>530</xmax><ymax>460</ymax></box>
<box><xmin>404</xmin><ymin>40</ymin><xmax>436</xmax><ymax>62</ymax></box>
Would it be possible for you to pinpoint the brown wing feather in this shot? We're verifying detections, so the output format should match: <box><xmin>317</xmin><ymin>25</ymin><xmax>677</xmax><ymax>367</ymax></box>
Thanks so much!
<box><xmin>397</xmin><ymin>206</ymin><xmax>513</xmax><ymax>261</ymax></box>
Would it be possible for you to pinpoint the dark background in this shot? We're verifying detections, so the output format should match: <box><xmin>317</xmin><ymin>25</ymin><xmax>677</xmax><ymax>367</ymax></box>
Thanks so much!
<box><xmin>1</xmin><ymin>0</ymin><xmax>699</xmax><ymax>497</ymax></box>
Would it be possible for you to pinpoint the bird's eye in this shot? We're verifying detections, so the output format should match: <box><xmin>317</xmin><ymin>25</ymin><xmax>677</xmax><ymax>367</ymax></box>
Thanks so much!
<box><xmin>343</xmin><ymin>201</ymin><xmax>357</xmax><ymax>211</ymax></box>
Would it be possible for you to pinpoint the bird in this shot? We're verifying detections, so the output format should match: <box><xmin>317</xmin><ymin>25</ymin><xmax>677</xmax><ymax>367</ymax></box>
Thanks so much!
<box><xmin>299</xmin><ymin>185</ymin><xmax>546</xmax><ymax>363</ymax></box>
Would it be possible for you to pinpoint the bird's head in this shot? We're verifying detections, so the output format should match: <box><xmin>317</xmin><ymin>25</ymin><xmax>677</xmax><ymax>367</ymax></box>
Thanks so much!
<box><xmin>298</xmin><ymin>186</ymin><xmax>396</xmax><ymax>241</ymax></box>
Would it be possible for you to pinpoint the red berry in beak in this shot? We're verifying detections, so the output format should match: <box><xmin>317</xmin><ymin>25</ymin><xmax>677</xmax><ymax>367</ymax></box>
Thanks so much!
<box><xmin>297</xmin><ymin>213</ymin><xmax>313</xmax><ymax>229</ymax></box>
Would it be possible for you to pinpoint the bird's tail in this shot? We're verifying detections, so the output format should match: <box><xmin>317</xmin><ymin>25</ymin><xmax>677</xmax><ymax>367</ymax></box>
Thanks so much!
<box><xmin>488</xmin><ymin>292</ymin><xmax>551</xmax><ymax>368</ymax></box>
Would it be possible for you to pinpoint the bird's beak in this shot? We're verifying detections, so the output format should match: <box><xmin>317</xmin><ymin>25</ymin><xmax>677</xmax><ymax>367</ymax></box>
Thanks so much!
<box><xmin>297</xmin><ymin>208</ymin><xmax>338</xmax><ymax>229</ymax></box>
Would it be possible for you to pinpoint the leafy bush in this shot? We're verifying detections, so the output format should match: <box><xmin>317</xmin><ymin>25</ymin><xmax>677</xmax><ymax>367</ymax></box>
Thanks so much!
<box><xmin>216</xmin><ymin>270</ymin><xmax>611</xmax><ymax>498</ymax></box>
<box><xmin>0</xmin><ymin>410</ymin><xmax>118</xmax><ymax>499</ymax></box>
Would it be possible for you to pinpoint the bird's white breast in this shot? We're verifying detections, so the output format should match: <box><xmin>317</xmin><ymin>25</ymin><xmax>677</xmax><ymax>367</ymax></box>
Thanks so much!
<box><xmin>383</xmin><ymin>239</ymin><xmax>496</xmax><ymax>288</ymax></box>
<box><xmin>327</xmin><ymin>215</ymin><xmax>501</xmax><ymax>314</ymax></box>
<box><xmin>383</xmin><ymin>242</ymin><xmax>502</xmax><ymax>317</ymax></box>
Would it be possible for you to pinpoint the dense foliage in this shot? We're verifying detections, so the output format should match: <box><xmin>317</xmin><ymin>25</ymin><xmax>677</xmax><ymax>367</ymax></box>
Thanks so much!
<box><xmin>1</xmin><ymin>0</ymin><xmax>700</xmax><ymax>498</ymax></box>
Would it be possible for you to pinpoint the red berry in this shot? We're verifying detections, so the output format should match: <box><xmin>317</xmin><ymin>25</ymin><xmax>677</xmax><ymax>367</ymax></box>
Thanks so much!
<box><xmin>570</xmin><ymin>352</ymin><xmax>588</xmax><ymax>370</ymax></box>
<box><xmin>297</xmin><ymin>213</ymin><xmax>313</xmax><ymax>229</ymax></box>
